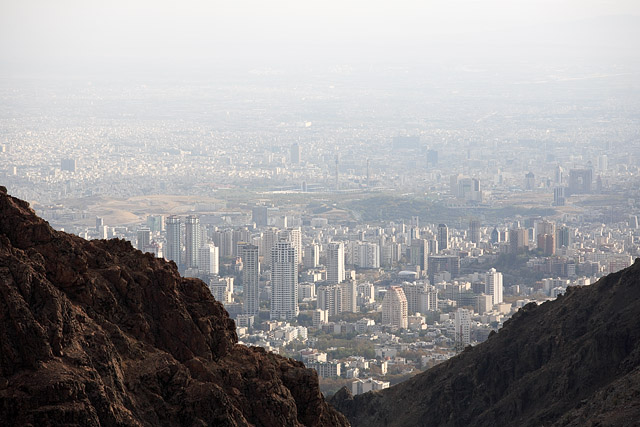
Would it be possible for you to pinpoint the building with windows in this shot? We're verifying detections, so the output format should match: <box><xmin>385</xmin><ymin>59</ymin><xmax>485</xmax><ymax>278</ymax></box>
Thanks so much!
<box><xmin>242</xmin><ymin>244</ymin><xmax>259</xmax><ymax>316</ymax></box>
<box><xmin>327</xmin><ymin>242</ymin><xmax>345</xmax><ymax>285</ymax></box>
<box><xmin>198</xmin><ymin>243</ymin><xmax>219</xmax><ymax>275</ymax></box>
<box><xmin>270</xmin><ymin>240</ymin><xmax>299</xmax><ymax>320</ymax></box>
<box><xmin>485</xmin><ymin>268</ymin><xmax>503</xmax><ymax>305</ymax></box>
<box><xmin>165</xmin><ymin>215</ymin><xmax>181</xmax><ymax>266</ymax></box>
<box><xmin>382</xmin><ymin>286</ymin><xmax>408</xmax><ymax>329</ymax></box>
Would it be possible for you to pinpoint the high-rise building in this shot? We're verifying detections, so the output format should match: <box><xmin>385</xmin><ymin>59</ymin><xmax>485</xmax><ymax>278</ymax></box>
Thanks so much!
<box><xmin>317</xmin><ymin>284</ymin><xmax>342</xmax><ymax>316</ymax></box>
<box><xmin>95</xmin><ymin>217</ymin><xmax>104</xmax><ymax>233</ymax></box>
<box><xmin>524</xmin><ymin>172</ymin><xmax>535</xmax><ymax>190</ymax></box>
<box><xmin>327</xmin><ymin>242</ymin><xmax>345</xmax><ymax>285</ymax></box>
<box><xmin>403</xmin><ymin>282</ymin><xmax>438</xmax><ymax>314</ymax></box>
<box><xmin>553</xmin><ymin>186</ymin><xmax>566</xmax><ymax>206</ymax></box>
<box><xmin>280</xmin><ymin>227</ymin><xmax>302</xmax><ymax>266</ymax></box>
<box><xmin>252</xmin><ymin>206</ymin><xmax>269</xmax><ymax>227</ymax></box>
<box><xmin>437</xmin><ymin>224</ymin><xmax>449</xmax><ymax>251</ymax></box>
<box><xmin>568</xmin><ymin>169</ymin><xmax>593</xmax><ymax>195</ymax></box>
<box><xmin>270</xmin><ymin>240</ymin><xmax>298</xmax><ymax>320</ymax></box>
<box><xmin>490</xmin><ymin>227</ymin><xmax>500</xmax><ymax>244</ymax></box>
<box><xmin>209</xmin><ymin>276</ymin><xmax>233</xmax><ymax>305</ymax></box>
<box><xmin>259</xmin><ymin>228</ymin><xmax>279</xmax><ymax>267</ymax></box>
<box><xmin>455</xmin><ymin>308</ymin><xmax>471</xmax><ymax>347</ymax></box>
<box><xmin>410</xmin><ymin>239</ymin><xmax>428</xmax><ymax>272</ymax></box>
<box><xmin>165</xmin><ymin>215</ymin><xmax>181</xmax><ymax>265</ymax></box>
<box><xmin>339</xmin><ymin>280</ymin><xmax>357</xmax><ymax>313</ymax></box>
<box><xmin>60</xmin><ymin>158</ymin><xmax>77</xmax><ymax>172</ymax></box>
<box><xmin>485</xmin><ymin>268</ymin><xmax>503</xmax><ymax>305</ymax></box>
<box><xmin>426</xmin><ymin>149</ymin><xmax>438</xmax><ymax>167</ymax></box>
<box><xmin>185</xmin><ymin>216</ymin><xmax>201</xmax><ymax>269</ymax></box>
<box><xmin>198</xmin><ymin>244</ymin><xmax>219</xmax><ymax>275</ymax></box>
<box><xmin>352</xmin><ymin>241</ymin><xmax>380</xmax><ymax>269</ymax></box>
<box><xmin>303</xmin><ymin>243</ymin><xmax>320</xmax><ymax>269</ymax></box>
<box><xmin>556</xmin><ymin>226</ymin><xmax>572</xmax><ymax>248</ymax></box>
<box><xmin>508</xmin><ymin>227</ymin><xmax>530</xmax><ymax>254</ymax></box>
<box><xmin>290</xmin><ymin>142</ymin><xmax>301</xmax><ymax>164</ymax></box>
<box><xmin>146</xmin><ymin>215</ymin><xmax>165</xmax><ymax>233</ymax></box>
<box><xmin>427</xmin><ymin>239</ymin><xmax>439</xmax><ymax>255</ymax></box>
<box><xmin>242</xmin><ymin>244</ymin><xmax>260</xmax><ymax>316</ymax></box>
<box><xmin>213</xmin><ymin>229</ymin><xmax>234</xmax><ymax>258</ymax></box>
<box><xmin>427</xmin><ymin>255</ymin><xmax>460</xmax><ymax>284</ymax></box>
<box><xmin>469</xmin><ymin>219</ymin><xmax>481</xmax><ymax>244</ymax></box>
<box><xmin>137</xmin><ymin>227</ymin><xmax>151</xmax><ymax>251</ymax></box>
<box><xmin>382</xmin><ymin>286</ymin><xmax>408</xmax><ymax>329</ymax></box>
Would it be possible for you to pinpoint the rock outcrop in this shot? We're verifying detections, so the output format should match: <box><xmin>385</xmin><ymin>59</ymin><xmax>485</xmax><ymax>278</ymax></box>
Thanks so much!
<box><xmin>332</xmin><ymin>256</ymin><xmax>640</xmax><ymax>426</ymax></box>
<box><xmin>0</xmin><ymin>187</ymin><xmax>348</xmax><ymax>426</ymax></box>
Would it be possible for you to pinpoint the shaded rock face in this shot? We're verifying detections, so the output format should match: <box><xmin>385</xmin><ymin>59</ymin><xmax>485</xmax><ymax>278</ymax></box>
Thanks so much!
<box><xmin>0</xmin><ymin>188</ymin><xmax>348</xmax><ymax>427</ymax></box>
<box><xmin>331</xmin><ymin>259</ymin><xmax>640</xmax><ymax>427</ymax></box>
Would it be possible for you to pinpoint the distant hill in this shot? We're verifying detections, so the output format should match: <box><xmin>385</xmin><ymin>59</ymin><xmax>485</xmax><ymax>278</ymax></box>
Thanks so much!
<box><xmin>332</xmin><ymin>256</ymin><xmax>640</xmax><ymax>426</ymax></box>
<box><xmin>0</xmin><ymin>187</ymin><xmax>348</xmax><ymax>426</ymax></box>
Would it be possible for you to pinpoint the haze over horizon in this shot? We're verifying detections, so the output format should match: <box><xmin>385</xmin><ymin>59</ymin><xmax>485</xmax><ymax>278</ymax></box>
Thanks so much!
<box><xmin>2</xmin><ymin>0</ymin><xmax>640</xmax><ymax>79</ymax></box>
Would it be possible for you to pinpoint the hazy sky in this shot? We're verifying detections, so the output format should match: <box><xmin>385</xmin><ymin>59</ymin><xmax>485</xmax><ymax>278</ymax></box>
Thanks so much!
<box><xmin>1</xmin><ymin>0</ymin><xmax>639</xmax><ymax>76</ymax></box>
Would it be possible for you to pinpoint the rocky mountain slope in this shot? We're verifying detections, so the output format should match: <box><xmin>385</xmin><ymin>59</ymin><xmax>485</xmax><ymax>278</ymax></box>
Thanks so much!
<box><xmin>0</xmin><ymin>187</ymin><xmax>348</xmax><ymax>426</ymax></box>
<box><xmin>331</xmin><ymin>255</ymin><xmax>640</xmax><ymax>426</ymax></box>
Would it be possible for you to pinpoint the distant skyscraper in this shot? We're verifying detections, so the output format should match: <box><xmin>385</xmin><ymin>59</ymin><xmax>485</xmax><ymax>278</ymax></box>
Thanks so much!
<box><xmin>290</xmin><ymin>142</ymin><xmax>301</xmax><ymax>164</ymax></box>
<box><xmin>469</xmin><ymin>219</ymin><xmax>481</xmax><ymax>244</ymax></box>
<box><xmin>242</xmin><ymin>244</ymin><xmax>260</xmax><ymax>316</ymax></box>
<box><xmin>553</xmin><ymin>186</ymin><xmax>566</xmax><ymax>206</ymax></box>
<box><xmin>166</xmin><ymin>215</ymin><xmax>181</xmax><ymax>265</ymax></box>
<box><xmin>455</xmin><ymin>308</ymin><xmax>471</xmax><ymax>348</ymax></box>
<box><xmin>198</xmin><ymin>244</ymin><xmax>219</xmax><ymax>275</ymax></box>
<box><xmin>490</xmin><ymin>227</ymin><xmax>500</xmax><ymax>244</ymax></box>
<box><xmin>410</xmin><ymin>239</ymin><xmax>428</xmax><ymax>272</ymax></box>
<box><xmin>327</xmin><ymin>242</ymin><xmax>345</xmax><ymax>285</ymax></box>
<box><xmin>95</xmin><ymin>216</ymin><xmax>104</xmax><ymax>232</ymax></box>
<box><xmin>525</xmin><ymin>172</ymin><xmax>535</xmax><ymax>190</ymax></box>
<box><xmin>382</xmin><ymin>286</ymin><xmax>408</xmax><ymax>329</ymax></box>
<box><xmin>280</xmin><ymin>227</ymin><xmax>302</xmax><ymax>266</ymax></box>
<box><xmin>60</xmin><ymin>158</ymin><xmax>77</xmax><ymax>172</ymax></box>
<box><xmin>485</xmin><ymin>268</ymin><xmax>503</xmax><ymax>305</ymax></box>
<box><xmin>303</xmin><ymin>243</ymin><xmax>320</xmax><ymax>268</ymax></box>
<box><xmin>339</xmin><ymin>280</ymin><xmax>357</xmax><ymax>313</ymax></box>
<box><xmin>568</xmin><ymin>169</ymin><xmax>593</xmax><ymax>195</ymax></box>
<box><xmin>426</xmin><ymin>149</ymin><xmax>438</xmax><ymax>167</ymax></box>
<box><xmin>185</xmin><ymin>216</ymin><xmax>201</xmax><ymax>269</ymax></box>
<box><xmin>137</xmin><ymin>227</ymin><xmax>151</xmax><ymax>251</ymax></box>
<box><xmin>437</xmin><ymin>224</ymin><xmax>449</xmax><ymax>251</ymax></box>
<box><xmin>317</xmin><ymin>284</ymin><xmax>342</xmax><ymax>316</ymax></box>
<box><xmin>252</xmin><ymin>206</ymin><xmax>269</xmax><ymax>227</ymax></box>
<box><xmin>146</xmin><ymin>215</ymin><xmax>165</xmax><ymax>233</ymax></box>
<box><xmin>259</xmin><ymin>228</ymin><xmax>279</xmax><ymax>267</ymax></box>
<box><xmin>427</xmin><ymin>255</ymin><xmax>460</xmax><ymax>284</ymax></box>
<box><xmin>270</xmin><ymin>240</ymin><xmax>298</xmax><ymax>320</ymax></box>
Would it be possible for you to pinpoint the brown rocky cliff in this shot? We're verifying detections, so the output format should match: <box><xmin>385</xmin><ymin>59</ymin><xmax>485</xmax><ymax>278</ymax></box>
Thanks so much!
<box><xmin>0</xmin><ymin>187</ymin><xmax>348</xmax><ymax>426</ymax></box>
<box><xmin>331</xmin><ymin>254</ymin><xmax>640</xmax><ymax>426</ymax></box>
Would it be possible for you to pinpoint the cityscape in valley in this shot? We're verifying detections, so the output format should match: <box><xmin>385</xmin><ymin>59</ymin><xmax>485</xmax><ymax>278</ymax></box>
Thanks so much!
<box><xmin>2</xmin><ymin>63</ymin><xmax>639</xmax><ymax>395</ymax></box>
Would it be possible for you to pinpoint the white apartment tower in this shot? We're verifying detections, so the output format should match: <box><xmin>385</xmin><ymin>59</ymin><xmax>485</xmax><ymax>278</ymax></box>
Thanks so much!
<box><xmin>165</xmin><ymin>215</ymin><xmax>181</xmax><ymax>265</ymax></box>
<box><xmin>485</xmin><ymin>268</ymin><xmax>504</xmax><ymax>305</ymax></box>
<box><xmin>339</xmin><ymin>280</ymin><xmax>357</xmax><ymax>313</ymax></box>
<box><xmin>382</xmin><ymin>286</ymin><xmax>408</xmax><ymax>329</ymax></box>
<box><xmin>197</xmin><ymin>244</ymin><xmax>219</xmax><ymax>275</ymax></box>
<box><xmin>327</xmin><ymin>242</ymin><xmax>345</xmax><ymax>285</ymax></box>
<box><xmin>280</xmin><ymin>227</ymin><xmax>302</xmax><ymax>266</ymax></box>
<box><xmin>270</xmin><ymin>240</ymin><xmax>299</xmax><ymax>320</ymax></box>
<box><xmin>185</xmin><ymin>215</ymin><xmax>201</xmax><ymax>269</ymax></box>
<box><xmin>455</xmin><ymin>308</ymin><xmax>472</xmax><ymax>346</ymax></box>
<box><xmin>242</xmin><ymin>244</ymin><xmax>260</xmax><ymax>316</ymax></box>
<box><xmin>317</xmin><ymin>284</ymin><xmax>342</xmax><ymax>316</ymax></box>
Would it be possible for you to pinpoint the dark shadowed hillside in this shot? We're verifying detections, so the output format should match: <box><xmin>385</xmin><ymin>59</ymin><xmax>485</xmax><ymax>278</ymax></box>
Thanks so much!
<box><xmin>331</xmin><ymin>255</ymin><xmax>640</xmax><ymax>426</ymax></box>
<box><xmin>0</xmin><ymin>187</ymin><xmax>348</xmax><ymax>427</ymax></box>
